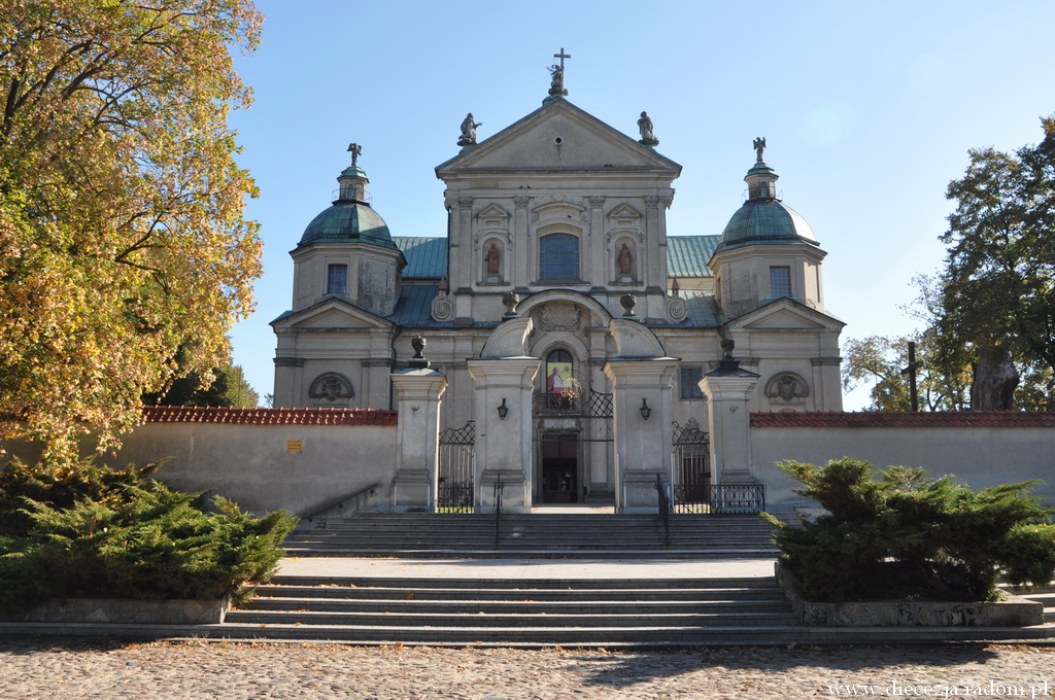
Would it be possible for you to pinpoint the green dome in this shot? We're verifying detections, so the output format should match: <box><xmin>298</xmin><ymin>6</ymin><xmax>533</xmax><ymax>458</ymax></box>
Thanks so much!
<box><xmin>716</xmin><ymin>199</ymin><xmax>817</xmax><ymax>252</ymax></box>
<box><xmin>298</xmin><ymin>200</ymin><xmax>394</xmax><ymax>248</ymax></box>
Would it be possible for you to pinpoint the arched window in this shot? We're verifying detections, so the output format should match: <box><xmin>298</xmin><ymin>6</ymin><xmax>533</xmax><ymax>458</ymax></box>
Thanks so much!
<box><xmin>539</xmin><ymin>233</ymin><xmax>579</xmax><ymax>281</ymax></box>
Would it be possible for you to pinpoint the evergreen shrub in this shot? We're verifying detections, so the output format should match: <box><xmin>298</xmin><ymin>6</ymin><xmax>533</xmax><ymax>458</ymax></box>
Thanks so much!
<box><xmin>766</xmin><ymin>458</ymin><xmax>1055</xmax><ymax>602</ymax></box>
<box><xmin>0</xmin><ymin>459</ymin><xmax>297</xmax><ymax>615</ymax></box>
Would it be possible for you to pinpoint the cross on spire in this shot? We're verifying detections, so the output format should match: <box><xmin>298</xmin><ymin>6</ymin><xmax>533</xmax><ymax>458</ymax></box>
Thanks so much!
<box><xmin>553</xmin><ymin>47</ymin><xmax>571</xmax><ymax>71</ymax></box>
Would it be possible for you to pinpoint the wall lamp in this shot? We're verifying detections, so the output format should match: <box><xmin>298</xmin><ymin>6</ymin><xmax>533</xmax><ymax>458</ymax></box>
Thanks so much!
<box><xmin>640</xmin><ymin>398</ymin><xmax>652</xmax><ymax>420</ymax></box>
<box><xmin>497</xmin><ymin>397</ymin><xmax>509</xmax><ymax>420</ymax></box>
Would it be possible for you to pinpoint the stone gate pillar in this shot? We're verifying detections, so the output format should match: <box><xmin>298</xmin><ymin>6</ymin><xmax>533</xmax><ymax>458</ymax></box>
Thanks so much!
<box><xmin>604</xmin><ymin>317</ymin><xmax>678</xmax><ymax>513</ymax></box>
<box><xmin>699</xmin><ymin>342</ymin><xmax>760</xmax><ymax>485</ymax></box>
<box><xmin>467</xmin><ymin>317</ymin><xmax>540</xmax><ymax>513</ymax></box>
<box><xmin>390</xmin><ymin>357</ymin><xmax>447</xmax><ymax>512</ymax></box>
<box><xmin>604</xmin><ymin>358</ymin><xmax>678</xmax><ymax>512</ymax></box>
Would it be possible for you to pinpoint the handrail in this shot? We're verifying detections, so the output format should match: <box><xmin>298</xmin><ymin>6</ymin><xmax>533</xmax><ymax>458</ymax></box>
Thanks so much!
<box><xmin>655</xmin><ymin>473</ymin><xmax>670</xmax><ymax>548</ymax></box>
<box><xmin>493</xmin><ymin>476</ymin><xmax>504</xmax><ymax>548</ymax></box>
<box><xmin>299</xmin><ymin>481</ymin><xmax>382</xmax><ymax>522</ymax></box>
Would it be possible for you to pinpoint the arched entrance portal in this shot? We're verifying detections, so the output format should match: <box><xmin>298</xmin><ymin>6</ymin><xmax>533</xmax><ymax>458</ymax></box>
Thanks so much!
<box><xmin>533</xmin><ymin>347</ymin><xmax>614</xmax><ymax>505</ymax></box>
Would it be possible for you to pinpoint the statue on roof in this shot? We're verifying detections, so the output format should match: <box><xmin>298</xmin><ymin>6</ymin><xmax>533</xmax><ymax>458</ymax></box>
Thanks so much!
<box><xmin>348</xmin><ymin>142</ymin><xmax>362</xmax><ymax>167</ymax></box>
<box><xmin>458</xmin><ymin>113</ymin><xmax>482</xmax><ymax>147</ymax></box>
<box><xmin>753</xmin><ymin>136</ymin><xmax>766</xmax><ymax>163</ymax></box>
<box><xmin>548</xmin><ymin>48</ymin><xmax>570</xmax><ymax>97</ymax></box>
<box><xmin>638</xmin><ymin>111</ymin><xmax>659</xmax><ymax>147</ymax></box>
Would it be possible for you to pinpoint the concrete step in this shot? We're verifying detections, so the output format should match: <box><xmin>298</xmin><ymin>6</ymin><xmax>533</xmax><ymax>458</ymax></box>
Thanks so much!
<box><xmin>227</xmin><ymin>571</ymin><xmax>796</xmax><ymax>639</ymax></box>
<box><xmin>241</xmin><ymin>597</ymin><xmax>793</xmax><ymax>615</ymax></box>
<box><xmin>282</xmin><ymin>513</ymin><xmax>777</xmax><ymax>559</ymax></box>
<box><xmin>224</xmin><ymin>609</ymin><xmax>799</xmax><ymax>628</ymax></box>
<box><xmin>254</xmin><ymin>583</ymin><xmax>784</xmax><ymax>600</ymax></box>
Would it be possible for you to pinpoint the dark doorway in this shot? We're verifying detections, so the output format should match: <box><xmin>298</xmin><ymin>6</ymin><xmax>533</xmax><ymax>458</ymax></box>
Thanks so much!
<box><xmin>540</xmin><ymin>436</ymin><xmax>578</xmax><ymax>503</ymax></box>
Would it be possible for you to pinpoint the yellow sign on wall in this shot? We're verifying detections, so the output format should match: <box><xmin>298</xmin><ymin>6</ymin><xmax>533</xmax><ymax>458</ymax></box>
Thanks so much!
<box><xmin>286</xmin><ymin>440</ymin><xmax>303</xmax><ymax>453</ymax></box>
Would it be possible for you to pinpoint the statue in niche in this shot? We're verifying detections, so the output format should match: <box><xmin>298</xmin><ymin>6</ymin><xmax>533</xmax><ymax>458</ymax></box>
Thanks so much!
<box><xmin>484</xmin><ymin>242</ymin><xmax>502</xmax><ymax>279</ymax></box>
<box><xmin>617</xmin><ymin>243</ymin><xmax>633</xmax><ymax>278</ymax></box>
<box><xmin>458</xmin><ymin>113</ymin><xmax>482</xmax><ymax>147</ymax></box>
<box><xmin>638</xmin><ymin>111</ymin><xmax>659</xmax><ymax>146</ymax></box>
<box><xmin>753</xmin><ymin>136</ymin><xmax>767</xmax><ymax>162</ymax></box>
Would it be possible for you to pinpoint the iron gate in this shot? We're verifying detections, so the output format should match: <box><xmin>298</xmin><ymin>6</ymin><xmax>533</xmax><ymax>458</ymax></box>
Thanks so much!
<box><xmin>672</xmin><ymin>418</ymin><xmax>711</xmax><ymax>514</ymax></box>
<box><xmin>533</xmin><ymin>387</ymin><xmax>613</xmax><ymax>503</ymax></box>
<box><xmin>438</xmin><ymin>420</ymin><xmax>475</xmax><ymax>513</ymax></box>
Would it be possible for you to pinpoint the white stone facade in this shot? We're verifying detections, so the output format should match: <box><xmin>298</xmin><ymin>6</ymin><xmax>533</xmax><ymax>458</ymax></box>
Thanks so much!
<box><xmin>271</xmin><ymin>91</ymin><xmax>844</xmax><ymax>511</ymax></box>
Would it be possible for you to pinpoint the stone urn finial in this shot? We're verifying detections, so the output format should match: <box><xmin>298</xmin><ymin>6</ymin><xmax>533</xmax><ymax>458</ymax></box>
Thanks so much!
<box><xmin>620</xmin><ymin>293</ymin><xmax>638</xmax><ymax>319</ymax></box>
<box><xmin>409</xmin><ymin>336</ymin><xmax>430</xmax><ymax>369</ymax></box>
<box><xmin>502</xmin><ymin>291</ymin><xmax>520</xmax><ymax>320</ymax></box>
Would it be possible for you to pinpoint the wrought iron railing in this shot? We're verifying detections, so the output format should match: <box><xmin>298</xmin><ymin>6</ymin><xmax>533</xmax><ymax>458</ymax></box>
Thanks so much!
<box><xmin>710</xmin><ymin>483</ymin><xmax>766</xmax><ymax>514</ymax></box>
<box><xmin>299</xmin><ymin>482</ymin><xmax>382</xmax><ymax>523</ymax></box>
<box><xmin>655</xmin><ymin>473</ymin><xmax>670</xmax><ymax>548</ymax></box>
<box><xmin>493</xmin><ymin>476</ymin><xmax>504</xmax><ymax>548</ymax></box>
<box><xmin>437</xmin><ymin>481</ymin><xmax>473</xmax><ymax>513</ymax></box>
<box><xmin>672</xmin><ymin>484</ymin><xmax>711</xmax><ymax>514</ymax></box>
<box><xmin>533</xmin><ymin>386</ymin><xmax>613</xmax><ymax>417</ymax></box>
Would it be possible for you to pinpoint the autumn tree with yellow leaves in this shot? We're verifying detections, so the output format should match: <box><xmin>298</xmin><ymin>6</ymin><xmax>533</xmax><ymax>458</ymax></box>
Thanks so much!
<box><xmin>0</xmin><ymin>1</ymin><xmax>263</xmax><ymax>462</ymax></box>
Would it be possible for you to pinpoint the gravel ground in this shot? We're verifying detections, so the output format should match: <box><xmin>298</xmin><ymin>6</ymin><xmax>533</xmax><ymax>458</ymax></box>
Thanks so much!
<box><xmin>1</xmin><ymin>640</ymin><xmax>1054</xmax><ymax>699</ymax></box>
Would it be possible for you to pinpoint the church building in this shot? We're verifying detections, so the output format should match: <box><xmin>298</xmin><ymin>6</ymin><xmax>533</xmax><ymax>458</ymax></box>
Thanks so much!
<box><xmin>270</xmin><ymin>58</ymin><xmax>844</xmax><ymax>513</ymax></box>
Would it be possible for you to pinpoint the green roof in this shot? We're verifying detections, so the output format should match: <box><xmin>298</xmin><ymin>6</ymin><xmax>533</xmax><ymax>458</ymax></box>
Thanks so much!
<box><xmin>298</xmin><ymin>201</ymin><xmax>395</xmax><ymax>249</ymax></box>
<box><xmin>394</xmin><ymin>237</ymin><xmax>448</xmax><ymax>278</ymax></box>
<box><xmin>716</xmin><ymin>199</ymin><xmax>817</xmax><ymax>253</ymax></box>
<box><xmin>667</xmin><ymin>236</ymin><xmax>719</xmax><ymax>278</ymax></box>
<box><xmin>392</xmin><ymin>235</ymin><xmax>719</xmax><ymax>280</ymax></box>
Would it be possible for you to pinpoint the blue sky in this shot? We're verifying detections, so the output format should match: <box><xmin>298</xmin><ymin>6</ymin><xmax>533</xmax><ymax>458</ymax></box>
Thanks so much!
<box><xmin>226</xmin><ymin>1</ymin><xmax>1055</xmax><ymax>409</ymax></box>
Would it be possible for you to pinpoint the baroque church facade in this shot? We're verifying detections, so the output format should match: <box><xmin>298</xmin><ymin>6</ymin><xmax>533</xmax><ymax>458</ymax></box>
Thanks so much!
<box><xmin>271</xmin><ymin>65</ymin><xmax>844</xmax><ymax>512</ymax></box>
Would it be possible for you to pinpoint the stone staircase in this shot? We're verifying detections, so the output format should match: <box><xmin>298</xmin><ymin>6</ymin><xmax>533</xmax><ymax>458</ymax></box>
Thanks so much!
<box><xmin>220</xmin><ymin>574</ymin><xmax>799</xmax><ymax>645</ymax></box>
<box><xmin>282</xmin><ymin>512</ymin><xmax>779</xmax><ymax>558</ymax></box>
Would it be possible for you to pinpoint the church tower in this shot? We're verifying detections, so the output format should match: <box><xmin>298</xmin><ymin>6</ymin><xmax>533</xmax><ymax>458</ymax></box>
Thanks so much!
<box><xmin>709</xmin><ymin>140</ymin><xmax>827</xmax><ymax>319</ymax></box>
<box><xmin>272</xmin><ymin>145</ymin><xmax>405</xmax><ymax>408</ymax></box>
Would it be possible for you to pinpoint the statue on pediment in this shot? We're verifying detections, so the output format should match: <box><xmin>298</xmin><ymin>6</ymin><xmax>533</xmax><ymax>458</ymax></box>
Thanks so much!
<box><xmin>638</xmin><ymin>111</ymin><xmax>659</xmax><ymax>146</ymax></box>
<box><xmin>458</xmin><ymin>113</ymin><xmax>482</xmax><ymax>146</ymax></box>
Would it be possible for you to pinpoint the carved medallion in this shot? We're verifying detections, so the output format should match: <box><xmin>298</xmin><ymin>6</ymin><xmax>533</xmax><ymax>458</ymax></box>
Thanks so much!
<box><xmin>537</xmin><ymin>302</ymin><xmax>581</xmax><ymax>332</ymax></box>
<box><xmin>764</xmin><ymin>372</ymin><xmax>810</xmax><ymax>402</ymax></box>
<box><xmin>431</xmin><ymin>295</ymin><xmax>454</xmax><ymax>322</ymax></box>
<box><xmin>666</xmin><ymin>296</ymin><xmax>687</xmax><ymax>322</ymax></box>
<box><xmin>308</xmin><ymin>372</ymin><xmax>354</xmax><ymax>401</ymax></box>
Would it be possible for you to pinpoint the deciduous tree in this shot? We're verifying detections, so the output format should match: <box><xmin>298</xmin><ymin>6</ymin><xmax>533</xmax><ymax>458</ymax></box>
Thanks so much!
<box><xmin>936</xmin><ymin>116</ymin><xmax>1055</xmax><ymax>409</ymax></box>
<box><xmin>0</xmin><ymin>1</ymin><xmax>263</xmax><ymax>461</ymax></box>
<box><xmin>841</xmin><ymin>331</ymin><xmax>969</xmax><ymax>412</ymax></box>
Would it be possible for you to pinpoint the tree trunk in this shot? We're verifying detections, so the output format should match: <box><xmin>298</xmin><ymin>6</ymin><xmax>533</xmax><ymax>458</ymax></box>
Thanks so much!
<box><xmin>970</xmin><ymin>355</ymin><xmax>1019</xmax><ymax>410</ymax></box>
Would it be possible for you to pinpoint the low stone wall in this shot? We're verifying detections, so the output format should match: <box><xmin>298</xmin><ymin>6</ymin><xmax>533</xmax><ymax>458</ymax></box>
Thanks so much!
<box><xmin>118</xmin><ymin>407</ymin><xmax>400</xmax><ymax>516</ymax></box>
<box><xmin>751</xmin><ymin>413</ymin><xmax>1055</xmax><ymax>511</ymax></box>
<box><xmin>10</xmin><ymin>598</ymin><xmax>229</xmax><ymax>625</ymax></box>
<box><xmin>775</xmin><ymin>563</ymin><xmax>1043</xmax><ymax>628</ymax></box>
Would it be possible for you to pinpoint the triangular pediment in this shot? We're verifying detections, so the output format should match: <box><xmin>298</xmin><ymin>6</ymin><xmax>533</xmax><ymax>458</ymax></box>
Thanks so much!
<box><xmin>725</xmin><ymin>298</ymin><xmax>845</xmax><ymax>332</ymax></box>
<box><xmin>607</xmin><ymin>203</ymin><xmax>642</xmax><ymax>222</ymax></box>
<box><xmin>436</xmin><ymin>99</ymin><xmax>681</xmax><ymax>176</ymax></box>
<box><xmin>476</xmin><ymin>203</ymin><xmax>510</xmax><ymax>225</ymax></box>
<box><xmin>271</xmin><ymin>297</ymin><xmax>393</xmax><ymax>331</ymax></box>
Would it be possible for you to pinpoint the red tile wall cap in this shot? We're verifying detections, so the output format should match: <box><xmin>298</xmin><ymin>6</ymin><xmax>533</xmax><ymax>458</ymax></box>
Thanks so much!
<box><xmin>141</xmin><ymin>406</ymin><xmax>398</xmax><ymax>426</ymax></box>
<box><xmin>750</xmin><ymin>411</ymin><xmax>1055</xmax><ymax>429</ymax></box>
